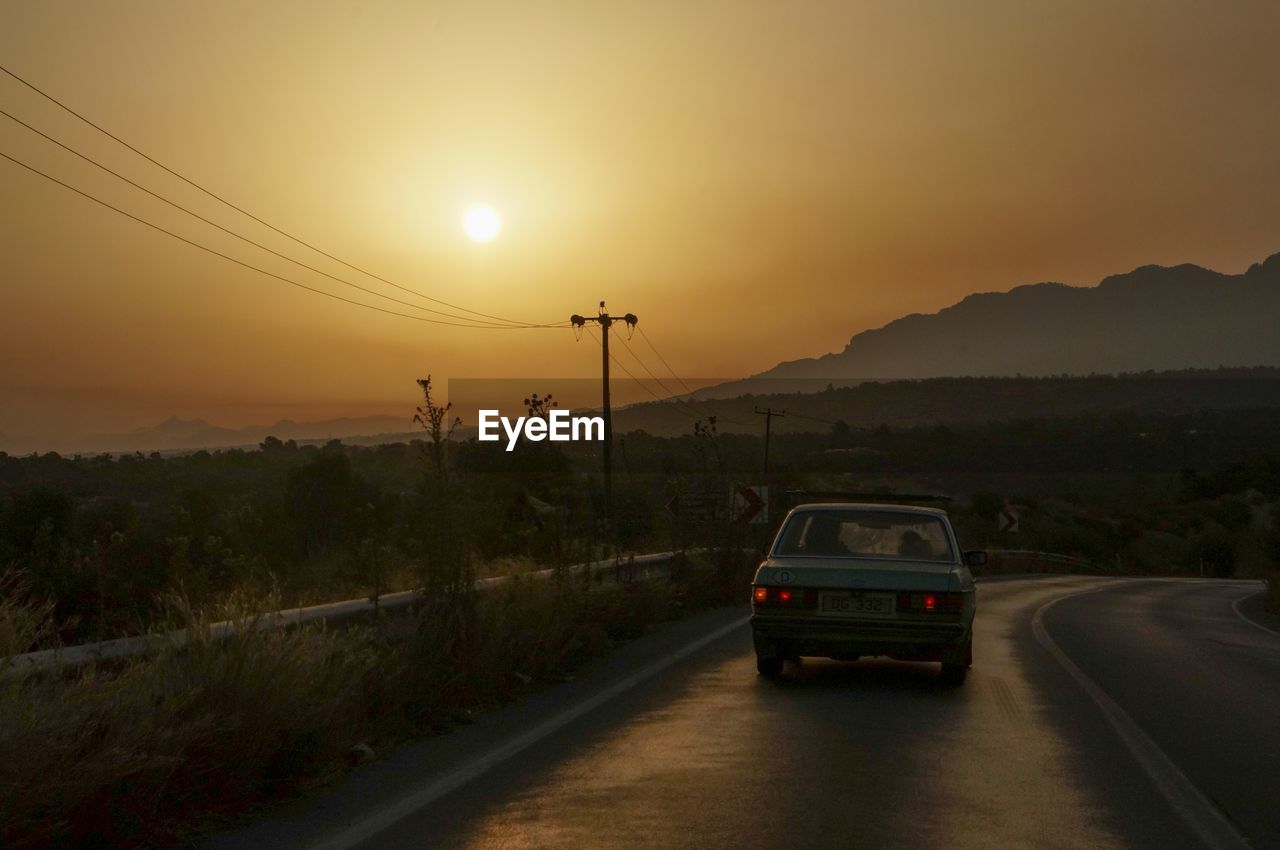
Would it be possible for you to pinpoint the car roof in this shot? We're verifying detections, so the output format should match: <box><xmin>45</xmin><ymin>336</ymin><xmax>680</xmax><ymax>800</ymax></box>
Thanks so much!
<box><xmin>788</xmin><ymin>502</ymin><xmax>950</xmax><ymax>517</ymax></box>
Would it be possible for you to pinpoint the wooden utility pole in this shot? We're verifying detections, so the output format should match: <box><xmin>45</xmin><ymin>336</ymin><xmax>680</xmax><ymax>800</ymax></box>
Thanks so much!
<box><xmin>754</xmin><ymin>406</ymin><xmax>786</xmax><ymax>477</ymax></box>
<box><xmin>571</xmin><ymin>303</ymin><xmax>638</xmax><ymax>519</ymax></box>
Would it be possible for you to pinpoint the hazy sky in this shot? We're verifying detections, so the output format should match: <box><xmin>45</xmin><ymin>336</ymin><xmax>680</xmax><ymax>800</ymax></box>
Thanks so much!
<box><xmin>2</xmin><ymin>1</ymin><xmax>1279</xmax><ymax>447</ymax></box>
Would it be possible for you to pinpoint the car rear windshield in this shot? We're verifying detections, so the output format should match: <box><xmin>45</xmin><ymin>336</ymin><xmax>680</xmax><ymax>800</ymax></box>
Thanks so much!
<box><xmin>773</xmin><ymin>510</ymin><xmax>956</xmax><ymax>562</ymax></box>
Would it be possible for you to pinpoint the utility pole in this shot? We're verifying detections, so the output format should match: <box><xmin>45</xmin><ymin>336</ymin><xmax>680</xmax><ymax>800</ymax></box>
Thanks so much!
<box><xmin>754</xmin><ymin>406</ymin><xmax>786</xmax><ymax>478</ymax></box>
<box><xmin>571</xmin><ymin>303</ymin><xmax>638</xmax><ymax>520</ymax></box>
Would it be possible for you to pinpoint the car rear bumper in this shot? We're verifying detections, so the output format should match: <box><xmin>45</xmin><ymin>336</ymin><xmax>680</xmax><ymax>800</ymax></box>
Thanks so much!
<box><xmin>751</xmin><ymin>613</ymin><xmax>971</xmax><ymax>661</ymax></box>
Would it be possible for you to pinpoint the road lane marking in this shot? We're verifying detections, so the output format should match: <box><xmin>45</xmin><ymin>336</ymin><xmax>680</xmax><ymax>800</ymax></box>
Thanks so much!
<box><xmin>308</xmin><ymin>614</ymin><xmax>753</xmax><ymax>850</ymax></box>
<box><xmin>1032</xmin><ymin>586</ymin><xmax>1252</xmax><ymax>850</ymax></box>
<box><xmin>1230</xmin><ymin>589</ymin><xmax>1280</xmax><ymax>640</ymax></box>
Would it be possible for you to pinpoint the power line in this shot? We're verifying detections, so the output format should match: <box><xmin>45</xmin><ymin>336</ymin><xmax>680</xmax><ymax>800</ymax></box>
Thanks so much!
<box><xmin>787</xmin><ymin>410</ymin><xmax>840</xmax><ymax>426</ymax></box>
<box><xmin>638</xmin><ymin>326</ymin><xmax>841</xmax><ymax>428</ymax></box>
<box><xmin>613</xmin><ymin>332</ymin><xmax>703</xmax><ymax>415</ymax></box>
<box><xmin>582</xmin><ymin>325</ymin><xmax>697</xmax><ymax>418</ymax></box>
<box><xmin>628</xmin><ymin>325</ymin><xmax>747</xmax><ymax>426</ymax></box>
<box><xmin>611</xmin><ymin>332</ymin><xmax>750</xmax><ymax>427</ymax></box>
<box><xmin>0</xmin><ymin>107</ymin><xmax>534</xmax><ymax>328</ymax></box>
<box><xmin>0</xmin><ymin>62</ymin><xmax>550</xmax><ymax>328</ymax></box>
<box><xmin>583</xmin><ymin>327</ymin><xmax>760</xmax><ymax>433</ymax></box>
<box><xmin>636</xmin><ymin>326</ymin><xmax>700</xmax><ymax>399</ymax></box>
<box><xmin>0</xmin><ymin>148</ymin><xmax>563</xmax><ymax>329</ymax></box>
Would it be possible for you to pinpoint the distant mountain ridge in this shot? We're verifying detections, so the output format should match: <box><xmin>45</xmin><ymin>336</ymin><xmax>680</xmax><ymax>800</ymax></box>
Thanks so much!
<box><xmin>19</xmin><ymin>415</ymin><xmax>416</xmax><ymax>456</ymax></box>
<box><xmin>614</xmin><ymin>367</ymin><xmax>1280</xmax><ymax>437</ymax></box>
<box><xmin>739</xmin><ymin>250</ymin><xmax>1280</xmax><ymax>387</ymax></box>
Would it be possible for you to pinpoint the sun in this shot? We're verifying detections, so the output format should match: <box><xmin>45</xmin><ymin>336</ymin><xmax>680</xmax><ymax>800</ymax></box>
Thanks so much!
<box><xmin>463</xmin><ymin>204</ymin><xmax>502</xmax><ymax>243</ymax></box>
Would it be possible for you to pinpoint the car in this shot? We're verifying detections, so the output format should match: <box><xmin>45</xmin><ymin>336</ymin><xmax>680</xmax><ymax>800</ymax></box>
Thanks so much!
<box><xmin>750</xmin><ymin>502</ymin><xmax>984</xmax><ymax>684</ymax></box>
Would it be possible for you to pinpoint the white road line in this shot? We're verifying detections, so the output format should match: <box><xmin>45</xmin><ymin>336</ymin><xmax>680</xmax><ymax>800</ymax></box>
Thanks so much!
<box><xmin>308</xmin><ymin>614</ymin><xmax>753</xmax><ymax>850</ymax></box>
<box><xmin>1032</xmin><ymin>586</ymin><xmax>1253</xmax><ymax>850</ymax></box>
<box><xmin>1230</xmin><ymin>588</ymin><xmax>1280</xmax><ymax>640</ymax></box>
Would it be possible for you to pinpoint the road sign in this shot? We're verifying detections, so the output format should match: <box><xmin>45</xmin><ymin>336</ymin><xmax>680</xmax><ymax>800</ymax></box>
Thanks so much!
<box><xmin>732</xmin><ymin>485</ymin><xmax>768</xmax><ymax>525</ymax></box>
<box><xmin>665</xmin><ymin>492</ymin><xmax>723</xmax><ymax>525</ymax></box>
<box><xmin>1000</xmin><ymin>507</ymin><xmax>1020</xmax><ymax>533</ymax></box>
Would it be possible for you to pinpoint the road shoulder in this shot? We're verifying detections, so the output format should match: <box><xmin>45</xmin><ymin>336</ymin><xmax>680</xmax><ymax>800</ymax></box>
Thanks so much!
<box><xmin>204</xmin><ymin>603</ymin><xmax>751</xmax><ymax>850</ymax></box>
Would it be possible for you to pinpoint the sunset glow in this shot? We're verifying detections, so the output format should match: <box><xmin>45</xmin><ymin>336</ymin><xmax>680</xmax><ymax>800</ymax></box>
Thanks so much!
<box><xmin>463</xmin><ymin>204</ymin><xmax>502</xmax><ymax>243</ymax></box>
<box><xmin>1</xmin><ymin>2</ymin><xmax>1278</xmax><ymax>450</ymax></box>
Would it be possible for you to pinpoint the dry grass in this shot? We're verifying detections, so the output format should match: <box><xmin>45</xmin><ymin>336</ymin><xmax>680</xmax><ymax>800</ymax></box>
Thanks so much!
<box><xmin>0</xmin><ymin>554</ymin><xmax>749</xmax><ymax>847</ymax></box>
<box><xmin>0</xmin><ymin>572</ymin><xmax>60</xmax><ymax>658</ymax></box>
<box><xmin>1</xmin><ymin>593</ymin><xmax>389</xmax><ymax>847</ymax></box>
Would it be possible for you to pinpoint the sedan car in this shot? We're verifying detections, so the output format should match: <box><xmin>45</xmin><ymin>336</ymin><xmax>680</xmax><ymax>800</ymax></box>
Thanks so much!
<box><xmin>750</xmin><ymin>502</ymin><xmax>983</xmax><ymax>683</ymax></box>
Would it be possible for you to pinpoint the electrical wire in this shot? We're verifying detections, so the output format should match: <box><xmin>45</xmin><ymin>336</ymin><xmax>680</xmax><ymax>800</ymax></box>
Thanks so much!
<box><xmin>582</xmin><ymin>327</ymin><xmax>699</xmax><ymax>419</ymax></box>
<box><xmin>580</xmin><ymin>324</ymin><xmax>750</xmax><ymax>427</ymax></box>
<box><xmin>636</xmin><ymin>326</ymin><xmax>701</xmax><ymax>398</ymax></box>
<box><xmin>629</xmin><ymin>328</ymin><xmax>756</xmax><ymax>425</ymax></box>
<box><xmin>613</xmin><ymin>333</ymin><xmax>702</xmax><ymax>413</ymax></box>
<box><xmin>630</xmin><ymin>325</ymin><xmax>748</xmax><ymax>426</ymax></box>
<box><xmin>0</xmin><ymin>62</ymin><xmax>554</xmax><ymax>328</ymax></box>
<box><xmin>0</xmin><ymin>107</ymin><xmax>536</xmax><ymax>328</ymax></box>
<box><xmin>787</xmin><ymin>410</ymin><xmax>840</xmax><ymax>426</ymax></box>
<box><xmin>0</xmin><ymin>148</ymin><xmax>565</xmax><ymax>329</ymax></box>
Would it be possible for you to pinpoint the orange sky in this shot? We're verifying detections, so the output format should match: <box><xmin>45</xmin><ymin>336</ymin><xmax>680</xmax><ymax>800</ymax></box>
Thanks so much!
<box><xmin>2</xmin><ymin>1</ymin><xmax>1279</xmax><ymax>448</ymax></box>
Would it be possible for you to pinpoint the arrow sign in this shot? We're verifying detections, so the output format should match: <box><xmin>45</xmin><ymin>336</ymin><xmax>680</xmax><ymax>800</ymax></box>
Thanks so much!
<box><xmin>1000</xmin><ymin>507</ymin><xmax>1020</xmax><ymax>533</ymax></box>
<box><xmin>732</xmin><ymin>484</ymin><xmax>767</xmax><ymax>525</ymax></box>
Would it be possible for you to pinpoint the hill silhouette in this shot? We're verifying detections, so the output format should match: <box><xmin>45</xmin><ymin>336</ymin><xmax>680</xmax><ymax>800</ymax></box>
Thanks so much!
<box><xmin>3</xmin><ymin>415</ymin><xmax>417</xmax><ymax>456</ymax></box>
<box><xmin>612</xmin><ymin>368</ymin><xmax>1280</xmax><ymax>436</ymax></box>
<box><xmin>738</xmin><ymin>251</ymin><xmax>1280</xmax><ymax>387</ymax></box>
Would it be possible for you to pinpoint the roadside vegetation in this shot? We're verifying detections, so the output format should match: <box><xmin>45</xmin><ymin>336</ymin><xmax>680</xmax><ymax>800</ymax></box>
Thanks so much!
<box><xmin>4</xmin><ymin>404</ymin><xmax>1280</xmax><ymax>645</ymax></box>
<box><xmin>0</xmin><ymin>549</ymin><xmax>753</xmax><ymax>848</ymax></box>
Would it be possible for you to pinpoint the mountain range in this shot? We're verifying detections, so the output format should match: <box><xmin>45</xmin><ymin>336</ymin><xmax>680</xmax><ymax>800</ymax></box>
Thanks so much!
<box><xmin>18</xmin><ymin>415</ymin><xmax>418</xmax><ymax>456</ymax></box>
<box><xmin>12</xmin><ymin>250</ymin><xmax>1280</xmax><ymax>453</ymax></box>
<box><xmin>702</xmin><ymin>250</ymin><xmax>1280</xmax><ymax>397</ymax></box>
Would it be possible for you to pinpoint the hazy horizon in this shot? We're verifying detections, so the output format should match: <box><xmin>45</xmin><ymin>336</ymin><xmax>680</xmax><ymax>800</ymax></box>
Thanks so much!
<box><xmin>4</xmin><ymin>1</ymin><xmax>1280</xmax><ymax>446</ymax></box>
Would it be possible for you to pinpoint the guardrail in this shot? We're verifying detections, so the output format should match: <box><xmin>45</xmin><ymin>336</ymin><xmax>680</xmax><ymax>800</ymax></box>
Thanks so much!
<box><xmin>8</xmin><ymin>547</ymin><xmax>1099</xmax><ymax>672</ymax></box>
<box><xmin>984</xmin><ymin>549</ymin><xmax>1105</xmax><ymax>575</ymax></box>
<box><xmin>8</xmin><ymin>551</ymin><xmax>683</xmax><ymax>674</ymax></box>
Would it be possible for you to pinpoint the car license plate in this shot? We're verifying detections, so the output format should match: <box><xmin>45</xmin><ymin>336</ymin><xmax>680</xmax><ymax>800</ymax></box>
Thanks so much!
<box><xmin>819</xmin><ymin>591</ymin><xmax>895</xmax><ymax>619</ymax></box>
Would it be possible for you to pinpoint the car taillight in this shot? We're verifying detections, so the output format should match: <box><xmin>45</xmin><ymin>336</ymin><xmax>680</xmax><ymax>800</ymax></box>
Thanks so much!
<box><xmin>752</xmin><ymin>586</ymin><xmax>816</xmax><ymax>608</ymax></box>
<box><xmin>896</xmin><ymin>591</ymin><xmax>964</xmax><ymax>613</ymax></box>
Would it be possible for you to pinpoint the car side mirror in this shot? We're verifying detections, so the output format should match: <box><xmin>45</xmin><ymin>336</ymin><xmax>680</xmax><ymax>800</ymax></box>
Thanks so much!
<box><xmin>964</xmin><ymin>550</ymin><xmax>988</xmax><ymax>567</ymax></box>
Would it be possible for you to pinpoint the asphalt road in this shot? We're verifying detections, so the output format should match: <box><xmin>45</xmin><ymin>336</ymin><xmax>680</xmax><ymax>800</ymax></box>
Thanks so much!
<box><xmin>1042</xmin><ymin>580</ymin><xmax>1280</xmax><ymax>847</ymax></box>
<box><xmin>210</xmin><ymin>576</ymin><xmax>1278</xmax><ymax>850</ymax></box>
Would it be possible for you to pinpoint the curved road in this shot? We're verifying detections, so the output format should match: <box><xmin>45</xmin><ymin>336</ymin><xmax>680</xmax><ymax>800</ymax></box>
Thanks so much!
<box><xmin>1042</xmin><ymin>580</ymin><xmax>1279</xmax><ymax>847</ymax></box>
<box><xmin>210</xmin><ymin>576</ymin><xmax>1278</xmax><ymax>850</ymax></box>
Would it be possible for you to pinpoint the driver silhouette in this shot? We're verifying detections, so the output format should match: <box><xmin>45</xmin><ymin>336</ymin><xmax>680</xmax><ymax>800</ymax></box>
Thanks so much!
<box><xmin>804</xmin><ymin>516</ymin><xmax>850</xmax><ymax>556</ymax></box>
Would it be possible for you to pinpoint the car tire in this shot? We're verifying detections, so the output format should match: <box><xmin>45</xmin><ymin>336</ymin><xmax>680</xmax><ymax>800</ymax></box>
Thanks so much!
<box><xmin>756</xmin><ymin>653</ymin><xmax>784</xmax><ymax>678</ymax></box>
<box><xmin>940</xmin><ymin>662</ymin><xmax>968</xmax><ymax>686</ymax></box>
